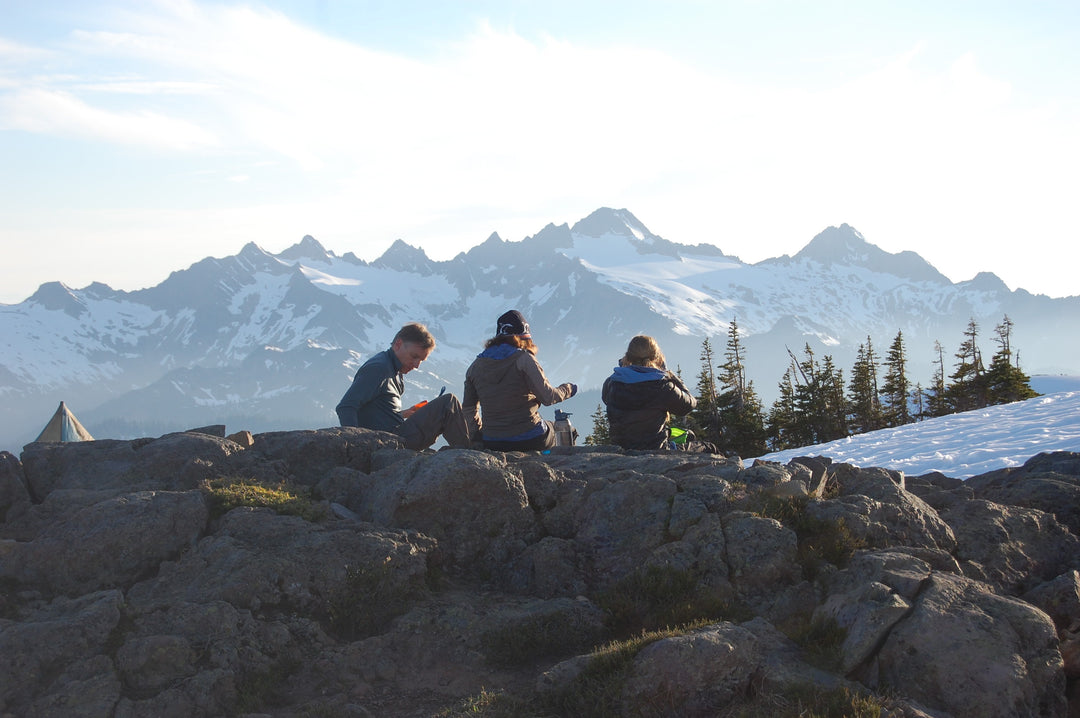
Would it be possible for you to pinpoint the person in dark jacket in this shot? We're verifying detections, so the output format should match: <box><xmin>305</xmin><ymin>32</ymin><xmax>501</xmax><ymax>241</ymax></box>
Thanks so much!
<box><xmin>336</xmin><ymin>322</ymin><xmax>471</xmax><ymax>450</ymax></box>
<box><xmin>463</xmin><ymin>310</ymin><xmax>577</xmax><ymax>451</ymax></box>
<box><xmin>602</xmin><ymin>335</ymin><xmax>697</xmax><ymax>450</ymax></box>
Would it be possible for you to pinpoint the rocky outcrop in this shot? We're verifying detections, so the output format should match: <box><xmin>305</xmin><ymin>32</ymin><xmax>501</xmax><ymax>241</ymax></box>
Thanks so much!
<box><xmin>2</xmin><ymin>433</ymin><xmax>1078</xmax><ymax>717</ymax></box>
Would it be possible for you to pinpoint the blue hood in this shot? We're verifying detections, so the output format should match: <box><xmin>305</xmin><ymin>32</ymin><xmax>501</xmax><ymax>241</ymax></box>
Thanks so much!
<box><xmin>478</xmin><ymin>344</ymin><xmax>522</xmax><ymax>360</ymax></box>
<box><xmin>609</xmin><ymin>365</ymin><xmax>667</xmax><ymax>384</ymax></box>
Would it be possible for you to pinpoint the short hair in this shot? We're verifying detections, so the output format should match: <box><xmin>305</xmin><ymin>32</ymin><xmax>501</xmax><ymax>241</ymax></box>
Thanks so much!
<box><xmin>620</xmin><ymin>335</ymin><xmax>666</xmax><ymax>369</ymax></box>
<box><xmin>395</xmin><ymin>322</ymin><xmax>436</xmax><ymax>350</ymax></box>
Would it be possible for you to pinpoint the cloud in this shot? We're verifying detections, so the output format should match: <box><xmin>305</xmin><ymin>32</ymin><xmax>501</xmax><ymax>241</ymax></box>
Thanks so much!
<box><xmin>1</xmin><ymin>1</ymin><xmax>1077</xmax><ymax>300</ymax></box>
<box><xmin>0</xmin><ymin>87</ymin><xmax>219</xmax><ymax>149</ymax></box>
<box><xmin>0</xmin><ymin>36</ymin><xmax>53</xmax><ymax>62</ymax></box>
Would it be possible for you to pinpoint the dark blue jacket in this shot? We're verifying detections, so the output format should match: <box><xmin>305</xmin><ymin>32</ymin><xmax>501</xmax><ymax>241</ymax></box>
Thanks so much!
<box><xmin>335</xmin><ymin>348</ymin><xmax>405</xmax><ymax>431</ymax></box>
<box><xmin>602</xmin><ymin>365</ymin><xmax>696</xmax><ymax>449</ymax></box>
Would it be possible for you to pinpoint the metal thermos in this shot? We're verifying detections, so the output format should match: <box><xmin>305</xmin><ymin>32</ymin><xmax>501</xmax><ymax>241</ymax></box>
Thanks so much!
<box><xmin>554</xmin><ymin>410</ymin><xmax>574</xmax><ymax>446</ymax></box>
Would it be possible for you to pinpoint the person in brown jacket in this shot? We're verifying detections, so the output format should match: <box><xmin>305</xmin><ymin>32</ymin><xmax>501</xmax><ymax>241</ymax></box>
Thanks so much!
<box><xmin>463</xmin><ymin>310</ymin><xmax>577</xmax><ymax>451</ymax></box>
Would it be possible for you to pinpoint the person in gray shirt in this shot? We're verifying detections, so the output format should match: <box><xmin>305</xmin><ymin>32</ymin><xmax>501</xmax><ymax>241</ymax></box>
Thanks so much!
<box><xmin>336</xmin><ymin>322</ymin><xmax>471</xmax><ymax>450</ymax></box>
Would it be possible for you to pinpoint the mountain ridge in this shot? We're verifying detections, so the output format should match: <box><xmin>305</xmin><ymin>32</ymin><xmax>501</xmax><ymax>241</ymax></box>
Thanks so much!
<box><xmin>1</xmin><ymin>207</ymin><xmax>1076</xmax><ymax>450</ymax></box>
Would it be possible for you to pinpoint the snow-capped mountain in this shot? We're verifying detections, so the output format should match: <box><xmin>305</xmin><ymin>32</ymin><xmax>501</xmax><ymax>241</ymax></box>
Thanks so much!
<box><xmin>2</xmin><ymin>208</ymin><xmax>1077</xmax><ymax>450</ymax></box>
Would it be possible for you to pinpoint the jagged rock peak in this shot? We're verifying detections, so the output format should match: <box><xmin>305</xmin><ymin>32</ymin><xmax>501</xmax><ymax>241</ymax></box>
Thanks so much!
<box><xmin>373</xmin><ymin>239</ymin><xmax>434</xmax><ymax>275</ymax></box>
<box><xmin>277</xmin><ymin>235</ymin><xmax>332</xmax><ymax>263</ymax></box>
<box><xmin>961</xmin><ymin>271</ymin><xmax>1010</xmax><ymax>293</ymax></box>
<box><xmin>570</xmin><ymin>207</ymin><xmax>654</xmax><ymax>240</ymax></box>
<box><xmin>83</xmin><ymin>282</ymin><xmax>120</xmax><ymax>300</ymax></box>
<box><xmin>237</xmin><ymin>241</ymin><xmax>275</xmax><ymax>261</ymax></box>
<box><xmin>27</xmin><ymin>282</ymin><xmax>86</xmax><ymax>317</ymax></box>
<box><xmin>795</xmin><ymin>224</ymin><xmax>872</xmax><ymax>263</ymax></box>
<box><xmin>793</xmin><ymin>224</ymin><xmax>949</xmax><ymax>284</ymax></box>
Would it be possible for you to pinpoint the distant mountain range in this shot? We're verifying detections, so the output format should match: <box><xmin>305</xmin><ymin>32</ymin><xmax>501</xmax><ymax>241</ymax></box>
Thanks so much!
<box><xmin>2</xmin><ymin>207</ymin><xmax>1077</xmax><ymax>450</ymax></box>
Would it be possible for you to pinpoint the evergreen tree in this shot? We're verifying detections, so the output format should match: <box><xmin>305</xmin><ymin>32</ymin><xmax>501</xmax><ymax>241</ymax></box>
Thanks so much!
<box><xmin>948</xmin><ymin>318</ymin><xmax>988</xmax><ymax>411</ymax></box>
<box><xmin>786</xmin><ymin>346</ymin><xmax>819</xmax><ymax>448</ymax></box>
<box><xmin>847</xmin><ymin>338</ymin><xmax>883</xmax><ymax>434</ymax></box>
<box><xmin>766</xmin><ymin>367</ymin><xmax>799</xmax><ymax>450</ymax></box>
<box><xmin>880</xmin><ymin>330</ymin><xmax>912</xmax><ymax>426</ymax></box>
<box><xmin>585</xmin><ymin>403</ymin><xmax>611</xmax><ymax>446</ymax></box>
<box><xmin>924</xmin><ymin>340</ymin><xmax>950</xmax><ymax>418</ymax></box>
<box><xmin>821</xmin><ymin>354</ymin><xmax>849</xmax><ymax>441</ymax></box>
<box><xmin>985</xmin><ymin>315</ymin><xmax>1039</xmax><ymax>404</ymax></box>
<box><xmin>714</xmin><ymin>318</ymin><xmax>767</xmax><ymax>457</ymax></box>
<box><xmin>911</xmin><ymin>382</ymin><xmax>926</xmax><ymax>421</ymax></box>
<box><xmin>784</xmin><ymin>344</ymin><xmax>848</xmax><ymax>446</ymax></box>
<box><xmin>690</xmin><ymin>337</ymin><xmax>722</xmax><ymax>446</ymax></box>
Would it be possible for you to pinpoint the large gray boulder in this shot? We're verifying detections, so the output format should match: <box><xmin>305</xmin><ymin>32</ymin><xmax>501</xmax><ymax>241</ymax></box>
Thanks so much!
<box><xmin>570</xmin><ymin>470</ymin><xmax>678</xmax><ymax>588</ymax></box>
<box><xmin>244</xmin><ymin>426</ymin><xmax>403</xmax><ymax>486</ymax></box>
<box><xmin>126</xmin><ymin>507</ymin><xmax>433</xmax><ymax>617</ymax></box>
<box><xmin>815</xmin><ymin>550</ymin><xmax>933</xmax><ymax>674</ymax></box>
<box><xmin>20</xmin><ymin>432</ymin><xmax>244</xmax><ymax>499</ymax></box>
<box><xmin>1024</xmin><ymin>570</ymin><xmax>1080</xmax><ymax>634</ymax></box>
<box><xmin>965</xmin><ymin>451</ymin><xmax>1080</xmax><ymax>536</ymax></box>
<box><xmin>2</xmin><ymin>428</ymin><xmax>1075</xmax><ymax>717</ymax></box>
<box><xmin>1</xmin><ymin>490</ymin><xmax>208</xmax><ymax>596</ymax></box>
<box><xmin>941</xmin><ymin>498</ymin><xmax>1080</xmax><ymax>594</ymax></box>
<box><xmin>537</xmin><ymin>450</ymin><xmax>742</xmax><ymax>482</ymax></box>
<box><xmin>874</xmin><ymin>571</ymin><xmax>1066</xmax><ymax>718</ymax></box>
<box><xmin>722</xmin><ymin>511</ymin><xmax>800</xmax><ymax>601</ymax></box>
<box><xmin>805</xmin><ymin>466</ymin><xmax>956</xmax><ymax>554</ymax></box>
<box><xmin>0</xmin><ymin>450</ymin><xmax>29</xmax><ymax>524</ymax></box>
<box><xmin>0</xmin><ymin>590</ymin><xmax>125</xmax><ymax>717</ymax></box>
<box><xmin>539</xmin><ymin>618</ymin><xmax>863</xmax><ymax>718</ymax></box>
<box><xmin>358</xmin><ymin>449</ymin><xmax>539</xmax><ymax>584</ymax></box>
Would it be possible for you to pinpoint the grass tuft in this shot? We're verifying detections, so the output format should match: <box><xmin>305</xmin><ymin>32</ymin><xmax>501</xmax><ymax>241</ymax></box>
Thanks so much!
<box><xmin>719</xmin><ymin>683</ymin><xmax>885</xmax><ymax>718</ymax></box>
<box><xmin>595</xmin><ymin>565</ymin><xmax>746</xmax><ymax>638</ymax></box>
<box><xmin>203</xmin><ymin>478</ymin><xmax>326</xmax><ymax>522</ymax></box>
<box><xmin>746</xmin><ymin>495</ymin><xmax>865</xmax><ymax>578</ymax></box>
<box><xmin>481</xmin><ymin>609</ymin><xmax>604</xmax><ymax>667</ymax></box>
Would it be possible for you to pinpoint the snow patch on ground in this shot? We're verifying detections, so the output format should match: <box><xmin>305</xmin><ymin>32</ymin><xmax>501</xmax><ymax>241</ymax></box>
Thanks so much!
<box><xmin>749</xmin><ymin>389</ymin><xmax>1080</xmax><ymax>479</ymax></box>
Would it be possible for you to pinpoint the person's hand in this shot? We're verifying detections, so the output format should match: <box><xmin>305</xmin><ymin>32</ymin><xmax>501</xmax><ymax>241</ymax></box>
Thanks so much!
<box><xmin>402</xmin><ymin>400</ymin><xmax>427</xmax><ymax>420</ymax></box>
<box><xmin>567</xmin><ymin>383</ymin><xmax>578</xmax><ymax>397</ymax></box>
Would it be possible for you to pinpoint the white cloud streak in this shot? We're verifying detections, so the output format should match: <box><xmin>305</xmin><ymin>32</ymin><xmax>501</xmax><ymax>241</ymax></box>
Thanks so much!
<box><xmin>0</xmin><ymin>1</ymin><xmax>1077</xmax><ymax>302</ymax></box>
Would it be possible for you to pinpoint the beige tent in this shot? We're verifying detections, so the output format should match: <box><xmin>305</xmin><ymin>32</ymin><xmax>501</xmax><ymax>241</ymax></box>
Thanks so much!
<box><xmin>35</xmin><ymin>401</ymin><xmax>94</xmax><ymax>443</ymax></box>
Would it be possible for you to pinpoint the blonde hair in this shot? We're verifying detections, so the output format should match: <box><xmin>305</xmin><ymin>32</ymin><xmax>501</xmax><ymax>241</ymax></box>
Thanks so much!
<box><xmin>620</xmin><ymin>335</ymin><xmax>666</xmax><ymax>369</ymax></box>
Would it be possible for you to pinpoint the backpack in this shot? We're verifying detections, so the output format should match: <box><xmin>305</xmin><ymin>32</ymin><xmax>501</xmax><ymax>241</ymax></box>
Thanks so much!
<box><xmin>667</xmin><ymin>425</ymin><xmax>693</xmax><ymax>448</ymax></box>
<box><xmin>667</xmin><ymin>425</ymin><xmax>718</xmax><ymax>454</ymax></box>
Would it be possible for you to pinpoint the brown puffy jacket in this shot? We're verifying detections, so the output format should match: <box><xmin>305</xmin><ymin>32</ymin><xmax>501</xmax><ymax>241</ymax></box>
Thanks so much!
<box><xmin>463</xmin><ymin>346</ymin><xmax>575</xmax><ymax>440</ymax></box>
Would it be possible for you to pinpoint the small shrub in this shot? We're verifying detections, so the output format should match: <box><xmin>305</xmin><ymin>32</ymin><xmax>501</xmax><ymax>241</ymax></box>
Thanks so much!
<box><xmin>750</xmin><ymin>494</ymin><xmax>809</xmax><ymax>525</ymax></box>
<box><xmin>595</xmin><ymin>565</ymin><xmax>743</xmax><ymax>637</ymax></box>
<box><xmin>747</xmin><ymin>494</ymin><xmax>865</xmax><ymax>577</ymax></box>
<box><xmin>203</xmin><ymin>478</ymin><xmax>326</xmax><ymax>521</ymax></box>
<box><xmin>719</xmin><ymin>683</ymin><xmax>885</xmax><ymax>718</ymax></box>
<box><xmin>541</xmin><ymin>631</ymin><xmax>660</xmax><ymax>717</ymax></box>
<box><xmin>325</xmin><ymin>558</ymin><xmax>420</xmax><ymax>640</ymax></box>
<box><xmin>540</xmin><ymin>624</ymin><xmax>712</xmax><ymax>717</ymax></box>
<box><xmin>436</xmin><ymin>688</ymin><xmax>550</xmax><ymax>718</ymax></box>
<box><xmin>796</xmin><ymin>517</ymin><xmax>864</xmax><ymax>578</ymax></box>
<box><xmin>782</xmin><ymin>615</ymin><xmax>847</xmax><ymax>672</ymax></box>
<box><xmin>481</xmin><ymin>610</ymin><xmax>604</xmax><ymax>666</ymax></box>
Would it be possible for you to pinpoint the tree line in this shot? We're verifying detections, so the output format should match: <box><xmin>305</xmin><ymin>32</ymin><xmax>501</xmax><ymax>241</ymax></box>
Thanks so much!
<box><xmin>587</xmin><ymin>315</ymin><xmax>1039</xmax><ymax>457</ymax></box>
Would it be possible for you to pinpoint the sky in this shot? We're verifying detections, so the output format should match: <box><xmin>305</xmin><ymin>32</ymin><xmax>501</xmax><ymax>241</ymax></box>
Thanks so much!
<box><xmin>1</xmin><ymin>1</ymin><xmax>1078</xmax><ymax>305</ymax></box>
<box><xmin>751</xmin><ymin>376</ymin><xmax>1080</xmax><ymax>478</ymax></box>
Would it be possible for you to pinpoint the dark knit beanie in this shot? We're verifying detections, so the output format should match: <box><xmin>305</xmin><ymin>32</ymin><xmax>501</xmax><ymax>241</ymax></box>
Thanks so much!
<box><xmin>496</xmin><ymin>310</ymin><xmax>531</xmax><ymax>338</ymax></box>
